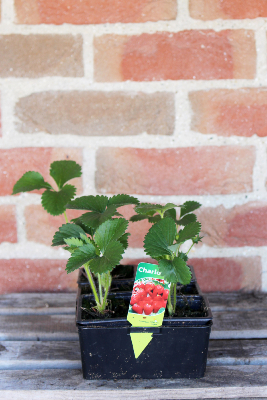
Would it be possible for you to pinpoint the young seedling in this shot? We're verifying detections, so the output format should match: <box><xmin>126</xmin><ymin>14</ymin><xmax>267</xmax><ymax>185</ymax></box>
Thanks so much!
<box><xmin>52</xmin><ymin>194</ymin><xmax>139</xmax><ymax>314</ymax></box>
<box><xmin>12</xmin><ymin>160</ymin><xmax>139</xmax><ymax>315</ymax></box>
<box><xmin>130</xmin><ymin>201</ymin><xmax>203</xmax><ymax>315</ymax></box>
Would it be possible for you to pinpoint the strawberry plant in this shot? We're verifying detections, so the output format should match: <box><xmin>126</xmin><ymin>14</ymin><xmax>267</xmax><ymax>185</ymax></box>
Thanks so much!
<box><xmin>130</xmin><ymin>201</ymin><xmax>202</xmax><ymax>315</ymax></box>
<box><xmin>12</xmin><ymin>160</ymin><xmax>139</xmax><ymax>315</ymax></box>
<box><xmin>53</xmin><ymin>194</ymin><xmax>139</xmax><ymax>313</ymax></box>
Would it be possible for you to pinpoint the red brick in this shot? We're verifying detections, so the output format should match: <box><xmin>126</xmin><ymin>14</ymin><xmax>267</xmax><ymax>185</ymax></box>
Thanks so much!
<box><xmin>197</xmin><ymin>202</ymin><xmax>267</xmax><ymax>247</ymax></box>
<box><xmin>190</xmin><ymin>0</ymin><xmax>267</xmax><ymax>20</ymax></box>
<box><xmin>0</xmin><ymin>148</ymin><xmax>83</xmax><ymax>196</ymax></box>
<box><xmin>94</xmin><ymin>30</ymin><xmax>256</xmax><ymax>82</ymax></box>
<box><xmin>189</xmin><ymin>257</ymin><xmax>262</xmax><ymax>292</ymax></box>
<box><xmin>15</xmin><ymin>0</ymin><xmax>177</xmax><ymax>24</ymax></box>
<box><xmin>0</xmin><ymin>34</ymin><xmax>83</xmax><ymax>78</ymax></box>
<box><xmin>0</xmin><ymin>259</ymin><xmax>78</xmax><ymax>294</ymax></box>
<box><xmin>0</xmin><ymin>205</ymin><xmax>17</xmax><ymax>243</ymax></box>
<box><xmin>190</xmin><ymin>89</ymin><xmax>267</xmax><ymax>137</ymax></box>
<box><xmin>15</xmin><ymin>91</ymin><xmax>175</xmax><ymax>136</ymax></box>
<box><xmin>25</xmin><ymin>205</ymin><xmax>83</xmax><ymax>245</ymax></box>
<box><xmin>0</xmin><ymin>103</ymin><xmax>1</xmax><ymax>137</ymax></box>
<box><xmin>96</xmin><ymin>146</ymin><xmax>255</xmax><ymax>195</ymax></box>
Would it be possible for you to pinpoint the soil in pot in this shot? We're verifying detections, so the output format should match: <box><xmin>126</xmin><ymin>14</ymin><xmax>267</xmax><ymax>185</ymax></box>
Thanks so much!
<box><xmin>80</xmin><ymin>294</ymin><xmax>208</xmax><ymax>321</ymax></box>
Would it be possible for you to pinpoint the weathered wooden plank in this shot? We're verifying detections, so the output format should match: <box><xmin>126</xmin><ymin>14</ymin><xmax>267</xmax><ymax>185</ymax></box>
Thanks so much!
<box><xmin>0</xmin><ymin>341</ymin><xmax>81</xmax><ymax>369</ymax></box>
<box><xmin>206</xmin><ymin>292</ymin><xmax>267</xmax><ymax>311</ymax></box>
<box><xmin>0</xmin><ymin>292</ymin><xmax>266</xmax><ymax>313</ymax></box>
<box><xmin>0</xmin><ymin>366</ymin><xmax>267</xmax><ymax>392</ymax></box>
<box><xmin>1</xmin><ymin>340</ymin><xmax>267</xmax><ymax>370</ymax></box>
<box><xmin>0</xmin><ymin>388</ymin><xmax>266</xmax><ymax>400</ymax></box>
<box><xmin>0</xmin><ymin>293</ymin><xmax>76</xmax><ymax>309</ymax></box>
<box><xmin>0</xmin><ymin>315</ymin><xmax>78</xmax><ymax>341</ymax></box>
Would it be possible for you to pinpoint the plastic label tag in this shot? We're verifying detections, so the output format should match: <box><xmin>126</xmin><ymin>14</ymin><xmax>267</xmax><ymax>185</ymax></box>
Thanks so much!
<box><xmin>127</xmin><ymin>262</ymin><xmax>170</xmax><ymax>358</ymax></box>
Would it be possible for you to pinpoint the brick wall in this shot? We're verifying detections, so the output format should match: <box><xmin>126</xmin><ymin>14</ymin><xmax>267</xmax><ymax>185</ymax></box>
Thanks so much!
<box><xmin>0</xmin><ymin>0</ymin><xmax>266</xmax><ymax>293</ymax></box>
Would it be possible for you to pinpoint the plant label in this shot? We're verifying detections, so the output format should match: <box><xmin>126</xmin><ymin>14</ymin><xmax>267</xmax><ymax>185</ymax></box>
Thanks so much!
<box><xmin>127</xmin><ymin>262</ymin><xmax>171</xmax><ymax>358</ymax></box>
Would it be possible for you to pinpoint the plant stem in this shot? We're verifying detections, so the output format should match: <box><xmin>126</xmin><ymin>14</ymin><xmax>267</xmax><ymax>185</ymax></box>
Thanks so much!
<box><xmin>63</xmin><ymin>211</ymin><xmax>69</xmax><ymax>223</ymax></box>
<box><xmin>102</xmin><ymin>273</ymin><xmax>111</xmax><ymax>311</ymax></box>
<box><xmin>186</xmin><ymin>241</ymin><xmax>194</xmax><ymax>255</ymax></box>
<box><xmin>173</xmin><ymin>282</ymin><xmax>177</xmax><ymax>314</ymax></box>
<box><xmin>84</xmin><ymin>263</ymin><xmax>100</xmax><ymax>306</ymax></box>
<box><xmin>167</xmin><ymin>288</ymin><xmax>173</xmax><ymax>316</ymax></box>
<box><xmin>97</xmin><ymin>273</ymin><xmax>103</xmax><ymax>305</ymax></box>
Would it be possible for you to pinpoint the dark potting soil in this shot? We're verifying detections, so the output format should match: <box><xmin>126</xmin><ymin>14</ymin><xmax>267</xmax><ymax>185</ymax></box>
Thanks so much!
<box><xmin>80</xmin><ymin>295</ymin><xmax>208</xmax><ymax>321</ymax></box>
<box><xmin>81</xmin><ymin>296</ymin><xmax>130</xmax><ymax>319</ymax></box>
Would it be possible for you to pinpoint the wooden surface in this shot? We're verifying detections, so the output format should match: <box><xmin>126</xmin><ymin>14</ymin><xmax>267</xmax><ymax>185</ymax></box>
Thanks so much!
<box><xmin>0</xmin><ymin>292</ymin><xmax>267</xmax><ymax>399</ymax></box>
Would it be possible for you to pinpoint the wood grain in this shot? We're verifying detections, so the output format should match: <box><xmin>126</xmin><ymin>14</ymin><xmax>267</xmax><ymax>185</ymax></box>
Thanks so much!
<box><xmin>0</xmin><ymin>366</ymin><xmax>267</xmax><ymax>391</ymax></box>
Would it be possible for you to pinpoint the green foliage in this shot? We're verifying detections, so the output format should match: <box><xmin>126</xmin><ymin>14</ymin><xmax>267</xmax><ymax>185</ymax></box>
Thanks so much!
<box><xmin>12</xmin><ymin>159</ymin><xmax>139</xmax><ymax>315</ymax></box>
<box><xmin>176</xmin><ymin>222</ymin><xmax>201</xmax><ymax>244</ymax></box>
<box><xmin>79</xmin><ymin>205</ymin><xmax>118</xmax><ymax>229</ymax></box>
<box><xmin>118</xmin><ymin>232</ymin><xmax>130</xmax><ymax>249</ymax></box>
<box><xmin>179</xmin><ymin>201</ymin><xmax>201</xmax><ymax>218</ymax></box>
<box><xmin>108</xmin><ymin>194</ymin><xmax>140</xmax><ymax>207</ymax></box>
<box><xmin>50</xmin><ymin>160</ymin><xmax>82</xmax><ymax>189</ymax></box>
<box><xmin>52</xmin><ymin>223</ymin><xmax>87</xmax><ymax>246</ymax></box>
<box><xmin>89</xmin><ymin>241</ymin><xmax>124</xmax><ymax>274</ymax></box>
<box><xmin>144</xmin><ymin>218</ymin><xmax>176</xmax><ymax>258</ymax></box>
<box><xmin>61</xmin><ymin>217</ymin><xmax>128</xmax><ymax>275</ymax></box>
<box><xmin>66</xmin><ymin>244</ymin><xmax>97</xmax><ymax>273</ymax></box>
<box><xmin>41</xmin><ymin>185</ymin><xmax>76</xmax><ymax>216</ymax></box>
<box><xmin>178</xmin><ymin>213</ymin><xmax>197</xmax><ymax>226</ymax></box>
<box><xmin>12</xmin><ymin>171</ymin><xmax>52</xmax><ymax>194</ymax></box>
<box><xmin>94</xmin><ymin>218</ymin><xmax>128</xmax><ymax>253</ymax></box>
<box><xmin>138</xmin><ymin>201</ymin><xmax>202</xmax><ymax>287</ymax></box>
<box><xmin>67</xmin><ymin>195</ymin><xmax>109</xmax><ymax>212</ymax></box>
<box><xmin>67</xmin><ymin>194</ymin><xmax>139</xmax><ymax>230</ymax></box>
<box><xmin>158</xmin><ymin>258</ymin><xmax>191</xmax><ymax>284</ymax></box>
<box><xmin>12</xmin><ymin>160</ymin><xmax>82</xmax><ymax>216</ymax></box>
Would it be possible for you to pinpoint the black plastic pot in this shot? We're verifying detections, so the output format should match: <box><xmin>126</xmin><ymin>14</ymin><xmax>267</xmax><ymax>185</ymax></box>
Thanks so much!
<box><xmin>76</xmin><ymin>279</ymin><xmax>213</xmax><ymax>380</ymax></box>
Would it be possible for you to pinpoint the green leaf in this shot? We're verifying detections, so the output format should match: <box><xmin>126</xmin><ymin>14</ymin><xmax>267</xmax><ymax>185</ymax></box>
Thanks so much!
<box><xmin>118</xmin><ymin>232</ymin><xmax>130</xmax><ymax>249</ymax></box>
<box><xmin>178</xmin><ymin>213</ymin><xmax>197</xmax><ymax>226</ymax></box>
<box><xmin>49</xmin><ymin>160</ymin><xmax>82</xmax><ymax>190</ymax></box>
<box><xmin>144</xmin><ymin>218</ymin><xmax>176</xmax><ymax>258</ymax></box>
<box><xmin>130</xmin><ymin>214</ymin><xmax>149</xmax><ymax>222</ymax></box>
<box><xmin>94</xmin><ymin>218</ymin><xmax>128</xmax><ymax>253</ymax></box>
<box><xmin>67</xmin><ymin>195</ymin><xmax>108</xmax><ymax>212</ymax></box>
<box><xmin>134</xmin><ymin>203</ymin><xmax>162</xmax><ymax>216</ymax></box>
<box><xmin>164</xmin><ymin>208</ymin><xmax>176</xmax><ymax>221</ymax></box>
<box><xmin>80</xmin><ymin>205</ymin><xmax>118</xmax><ymax>229</ymax></box>
<box><xmin>176</xmin><ymin>222</ymin><xmax>201</xmax><ymax>244</ymax></box>
<box><xmin>180</xmin><ymin>201</ymin><xmax>201</xmax><ymax>218</ymax></box>
<box><xmin>108</xmin><ymin>194</ymin><xmax>139</xmax><ymax>207</ymax></box>
<box><xmin>63</xmin><ymin>237</ymin><xmax>84</xmax><ymax>248</ymax></box>
<box><xmin>192</xmin><ymin>235</ymin><xmax>204</xmax><ymax>244</ymax></box>
<box><xmin>159</xmin><ymin>258</ymin><xmax>191</xmax><ymax>284</ymax></box>
<box><xmin>41</xmin><ymin>185</ymin><xmax>76</xmax><ymax>216</ymax></box>
<box><xmin>89</xmin><ymin>241</ymin><xmax>124</xmax><ymax>274</ymax></box>
<box><xmin>66</xmin><ymin>243</ymin><xmax>96</xmax><ymax>273</ymax></box>
<box><xmin>12</xmin><ymin>171</ymin><xmax>52</xmax><ymax>194</ymax></box>
<box><xmin>80</xmin><ymin>233</ymin><xmax>92</xmax><ymax>244</ymax></box>
<box><xmin>168</xmin><ymin>243</ymin><xmax>180</xmax><ymax>254</ymax></box>
<box><xmin>52</xmin><ymin>223</ymin><xmax>87</xmax><ymax>246</ymax></box>
<box><xmin>148</xmin><ymin>215</ymin><xmax>161</xmax><ymax>223</ymax></box>
<box><xmin>71</xmin><ymin>218</ymin><xmax>93</xmax><ymax>236</ymax></box>
<box><xmin>178</xmin><ymin>252</ymin><xmax>188</xmax><ymax>262</ymax></box>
